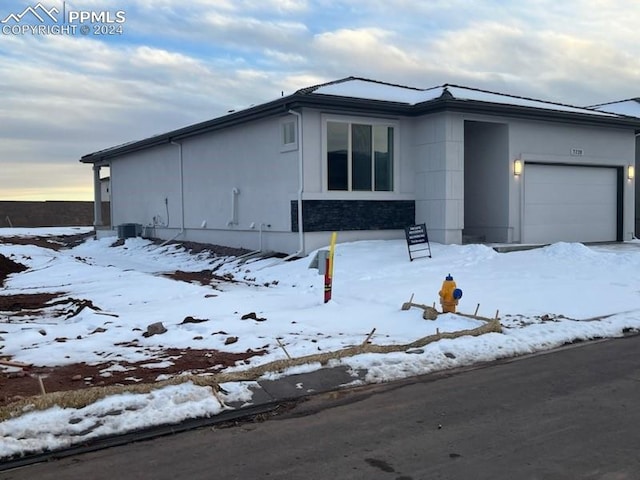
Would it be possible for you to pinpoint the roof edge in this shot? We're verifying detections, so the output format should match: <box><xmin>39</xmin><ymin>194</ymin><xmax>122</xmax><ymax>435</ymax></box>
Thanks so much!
<box><xmin>588</xmin><ymin>98</ymin><xmax>640</xmax><ymax>108</ymax></box>
<box><xmin>442</xmin><ymin>83</ymin><xmax>611</xmax><ymax>115</ymax></box>
<box><xmin>297</xmin><ymin>76</ymin><xmax>425</xmax><ymax>95</ymax></box>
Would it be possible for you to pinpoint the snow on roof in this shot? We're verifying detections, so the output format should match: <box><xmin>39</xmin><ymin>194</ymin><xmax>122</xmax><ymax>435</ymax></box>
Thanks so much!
<box><xmin>310</xmin><ymin>78</ymin><xmax>439</xmax><ymax>104</ymax></box>
<box><xmin>444</xmin><ymin>86</ymin><xmax>618</xmax><ymax>117</ymax></box>
<box><xmin>591</xmin><ymin>99</ymin><xmax>640</xmax><ymax>118</ymax></box>
<box><xmin>308</xmin><ymin>77</ymin><xmax>619</xmax><ymax>117</ymax></box>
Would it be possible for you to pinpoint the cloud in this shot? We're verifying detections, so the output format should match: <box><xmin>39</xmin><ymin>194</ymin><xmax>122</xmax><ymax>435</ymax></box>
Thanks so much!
<box><xmin>198</xmin><ymin>12</ymin><xmax>309</xmax><ymax>51</ymax></box>
<box><xmin>231</xmin><ymin>0</ymin><xmax>310</xmax><ymax>14</ymax></box>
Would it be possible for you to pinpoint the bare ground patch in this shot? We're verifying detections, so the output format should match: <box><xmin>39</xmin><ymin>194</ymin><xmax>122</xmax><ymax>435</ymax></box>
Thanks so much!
<box><xmin>0</xmin><ymin>232</ymin><xmax>93</xmax><ymax>251</ymax></box>
<box><xmin>0</xmin><ymin>233</ymin><xmax>276</xmax><ymax>409</ymax></box>
<box><xmin>0</xmin><ymin>347</ymin><xmax>267</xmax><ymax>407</ymax></box>
<box><xmin>0</xmin><ymin>254</ymin><xmax>27</xmax><ymax>287</ymax></box>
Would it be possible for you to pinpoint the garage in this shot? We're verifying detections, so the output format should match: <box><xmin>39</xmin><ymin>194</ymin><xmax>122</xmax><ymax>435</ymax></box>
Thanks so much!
<box><xmin>523</xmin><ymin>164</ymin><xmax>620</xmax><ymax>244</ymax></box>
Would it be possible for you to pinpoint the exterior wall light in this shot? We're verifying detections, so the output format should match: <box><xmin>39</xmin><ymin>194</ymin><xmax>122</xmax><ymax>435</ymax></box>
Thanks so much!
<box><xmin>514</xmin><ymin>159</ymin><xmax>523</xmax><ymax>176</ymax></box>
<box><xmin>628</xmin><ymin>165</ymin><xmax>635</xmax><ymax>180</ymax></box>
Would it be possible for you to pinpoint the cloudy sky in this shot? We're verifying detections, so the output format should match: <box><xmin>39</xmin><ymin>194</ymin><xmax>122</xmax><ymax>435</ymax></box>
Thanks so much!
<box><xmin>1</xmin><ymin>0</ymin><xmax>639</xmax><ymax>200</ymax></box>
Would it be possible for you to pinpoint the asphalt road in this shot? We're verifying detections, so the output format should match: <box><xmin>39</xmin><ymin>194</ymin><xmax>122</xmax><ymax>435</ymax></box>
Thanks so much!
<box><xmin>3</xmin><ymin>335</ymin><xmax>640</xmax><ymax>480</ymax></box>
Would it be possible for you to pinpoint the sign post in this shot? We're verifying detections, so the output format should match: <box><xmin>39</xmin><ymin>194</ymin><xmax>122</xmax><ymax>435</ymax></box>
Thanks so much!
<box><xmin>324</xmin><ymin>232</ymin><xmax>337</xmax><ymax>303</ymax></box>
<box><xmin>405</xmin><ymin>223</ymin><xmax>431</xmax><ymax>261</ymax></box>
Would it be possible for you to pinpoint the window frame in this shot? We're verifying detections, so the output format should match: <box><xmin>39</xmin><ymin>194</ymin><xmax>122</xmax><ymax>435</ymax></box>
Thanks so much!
<box><xmin>322</xmin><ymin>114</ymin><xmax>399</xmax><ymax>193</ymax></box>
<box><xmin>280</xmin><ymin>117</ymin><xmax>298</xmax><ymax>152</ymax></box>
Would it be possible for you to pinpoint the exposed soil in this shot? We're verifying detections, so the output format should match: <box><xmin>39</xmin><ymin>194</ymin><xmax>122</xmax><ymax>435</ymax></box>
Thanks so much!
<box><xmin>163</xmin><ymin>269</ymin><xmax>238</xmax><ymax>287</ymax></box>
<box><xmin>0</xmin><ymin>254</ymin><xmax>27</xmax><ymax>287</ymax></box>
<box><xmin>0</xmin><ymin>232</ymin><xmax>93</xmax><ymax>251</ymax></box>
<box><xmin>0</xmin><ymin>348</ymin><xmax>266</xmax><ymax>407</ymax></box>
<box><xmin>0</xmin><ymin>293</ymin><xmax>61</xmax><ymax>312</ymax></box>
<box><xmin>0</xmin><ymin>233</ymin><xmax>273</xmax><ymax>409</ymax></box>
<box><xmin>173</xmin><ymin>240</ymin><xmax>253</xmax><ymax>258</ymax></box>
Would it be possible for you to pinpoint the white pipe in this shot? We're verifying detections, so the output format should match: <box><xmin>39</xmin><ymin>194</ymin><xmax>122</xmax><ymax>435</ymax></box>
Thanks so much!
<box><xmin>235</xmin><ymin>248</ymin><xmax>262</xmax><ymax>262</ymax></box>
<box><xmin>257</xmin><ymin>111</ymin><xmax>304</xmax><ymax>270</ymax></box>
<box><xmin>157</xmin><ymin>229</ymin><xmax>185</xmax><ymax>248</ymax></box>
<box><xmin>108</xmin><ymin>161</ymin><xmax>114</xmax><ymax>229</ymax></box>
<box><xmin>228</xmin><ymin>188</ymin><xmax>240</xmax><ymax>226</ymax></box>
<box><xmin>237</xmin><ymin>222</ymin><xmax>267</xmax><ymax>259</ymax></box>
<box><xmin>259</xmin><ymin>222</ymin><xmax>265</xmax><ymax>251</ymax></box>
<box><xmin>158</xmin><ymin>140</ymin><xmax>184</xmax><ymax>247</ymax></box>
<box><xmin>92</xmin><ymin>165</ymin><xmax>103</xmax><ymax>227</ymax></box>
<box><xmin>289</xmin><ymin>109</ymin><xmax>304</xmax><ymax>255</ymax></box>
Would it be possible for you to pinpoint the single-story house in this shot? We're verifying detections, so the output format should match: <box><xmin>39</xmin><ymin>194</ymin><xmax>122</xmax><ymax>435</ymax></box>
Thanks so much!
<box><xmin>80</xmin><ymin>77</ymin><xmax>640</xmax><ymax>255</ymax></box>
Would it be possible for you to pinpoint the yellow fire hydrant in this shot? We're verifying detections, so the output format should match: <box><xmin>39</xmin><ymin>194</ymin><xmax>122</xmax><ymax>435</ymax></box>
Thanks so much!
<box><xmin>439</xmin><ymin>274</ymin><xmax>462</xmax><ymax>313</ymax></box>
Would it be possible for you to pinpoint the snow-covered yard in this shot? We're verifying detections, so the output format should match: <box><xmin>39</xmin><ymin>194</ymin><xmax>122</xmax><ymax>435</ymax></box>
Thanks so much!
<box><xmin>1</xmin><ymin>227</ymin><xmax>640</xmax><ymax>459</ymax></box>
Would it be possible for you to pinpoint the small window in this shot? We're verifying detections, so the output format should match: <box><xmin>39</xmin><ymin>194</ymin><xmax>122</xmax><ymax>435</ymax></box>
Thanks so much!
<box><xmin>282</xmin><ymin>120</ymin><xmax>296</xmax><ymax>146</ymax></box>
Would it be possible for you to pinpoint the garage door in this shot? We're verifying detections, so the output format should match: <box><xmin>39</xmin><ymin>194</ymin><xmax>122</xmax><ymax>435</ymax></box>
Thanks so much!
<box><xmin>523</xmin><ymin>164</ymin><xmax>618</xmax><ymax>244</ymax></box>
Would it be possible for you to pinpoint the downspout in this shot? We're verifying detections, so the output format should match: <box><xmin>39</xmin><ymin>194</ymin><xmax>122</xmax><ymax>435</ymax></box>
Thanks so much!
<box><xmin>92</xmin><ymin>164</ymin><xmax>103</xmax><ymax>227</ymax></box>
<box><xmin>257</xmin><ymin>109</ymin><xmax>304</xmax><ymax>269</ymax></box>
<box><xmin>289</xmin><ymin>109</ymin><xmax>305</xmax><ymax>256</ymax></box>
<box><xmin>159</xmin><ymin>141</ymin><xmax>185</xmax><ymax>247</ymax></box>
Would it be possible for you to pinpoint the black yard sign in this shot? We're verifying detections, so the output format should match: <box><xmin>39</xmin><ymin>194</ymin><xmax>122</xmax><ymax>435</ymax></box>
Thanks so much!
<box><xmin>404</xmin><ymin>223</ymin><xmax>432</xmax><ymax>261</ymax></box>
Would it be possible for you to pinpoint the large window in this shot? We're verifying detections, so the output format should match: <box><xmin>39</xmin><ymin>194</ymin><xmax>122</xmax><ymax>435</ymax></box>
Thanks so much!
<box><xmin>327</xmin><ymin>120</ymin><xmax>394</xmax><ymax>191</ymax></box>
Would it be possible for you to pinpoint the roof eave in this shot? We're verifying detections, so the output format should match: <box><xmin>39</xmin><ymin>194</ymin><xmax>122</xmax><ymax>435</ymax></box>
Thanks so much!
<box><xmin>289</xmin><ymin>93</ymin><xmax>411</xmax><ymax>115</ymax></box>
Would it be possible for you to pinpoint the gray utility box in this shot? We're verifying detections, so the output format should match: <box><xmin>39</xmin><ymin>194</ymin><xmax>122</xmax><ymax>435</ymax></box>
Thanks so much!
<box><xmin>117</xmin><ymin>223</ymin><xmax>142</xmax><ymax>239</ymax></box>
<box><xmin>308</xmin><ymin>249</ymin><xmax>329</xmax><ymax>275</ymax></box>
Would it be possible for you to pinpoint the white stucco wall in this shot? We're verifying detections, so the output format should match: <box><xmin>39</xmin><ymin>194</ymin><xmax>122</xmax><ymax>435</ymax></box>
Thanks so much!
<box><xmin>411</xmin><ymin>112</ymin><xmax>464</xmax><ymax>244</ymax></box>
<box><xmin>107</xmin><ymin>106</ymin><xmax>636</xmax><ymax>254</ymax></box>
<box><xmin>508</xmin><ymin>119</ymin><xmax>635</xmax><ymax>242</ymax></box>
<box><xmin>180</xmin><ymin>116</ymin><xmax>298</xmax><ymax>235</ymax></box>
<box><xmin>110</xmin><ymin>144</ymin><xmax>181</xmax><ymax>228</ymax></box>
<box><xmin>110</xmin><ymin>115</ymin><xmax>302</xmax><ymax>253</ymax></box>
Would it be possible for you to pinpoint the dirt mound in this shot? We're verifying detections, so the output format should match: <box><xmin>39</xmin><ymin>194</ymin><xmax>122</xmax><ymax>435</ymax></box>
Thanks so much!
<box><xmin>0</xmin><ymin>254</ymin><xmax>27</xmax><ymax>287</ymax></box>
